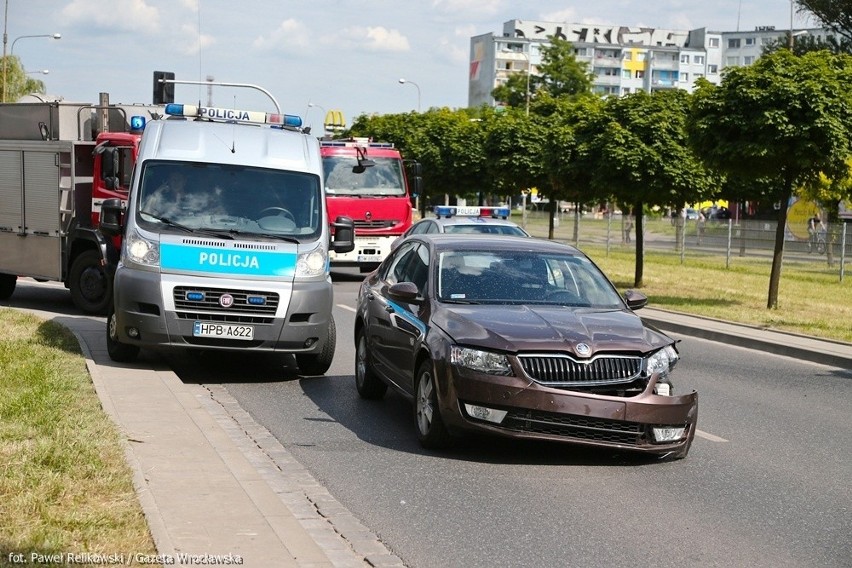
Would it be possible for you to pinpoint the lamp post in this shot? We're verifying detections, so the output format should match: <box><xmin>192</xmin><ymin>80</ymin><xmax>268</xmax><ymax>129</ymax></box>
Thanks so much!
<box><xmin>11</xmin><ymin>32</ymin><xmax>61</xmax><ymax>55</ymax></box>
<box><xmin>398</xmin><ymin>78</ymin><xmax>420</xmax><ymax>112</ymax></box>
<box><xmin>26</xmin><ymin>69</ymin><xmax>48</xmax><ymax>74</ymax></box>
<box><xmin>306</xmin><ymin>101</ymin><xmax>326</xmax><ymax>129</ymax></box>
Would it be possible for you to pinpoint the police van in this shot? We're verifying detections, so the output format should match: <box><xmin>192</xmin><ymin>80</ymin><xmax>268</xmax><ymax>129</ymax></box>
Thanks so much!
<box><xmin>99</xmin><ymin>98</ymin><xmax>354</xmax><ymax>375</ymax></box>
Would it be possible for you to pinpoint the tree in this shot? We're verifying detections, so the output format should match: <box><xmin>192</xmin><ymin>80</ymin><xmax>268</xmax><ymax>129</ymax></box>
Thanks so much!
<box><xmin>1</xmin><ymin>56</ymin><xmax>46</xmax><ymax>102</ymax></box>
<box><xmin>535</xmin><ymin>37</ymin><xmax>593</xmax><ymax>98</ymax></box>
<box><xmin>491</xmin><ymin>71</ymin><xmax>531</xmax><ymax>110</ymax></box>
<box><xmin>797</xmin><ymin>0</ymin><xmax>852</xmax><ymax>42</ymax></box>
<box><xmin>482</xmin><ymin>109</ymin><xmax>547</xmax><ymax>203</ymax></box>
<box><xmin>688</xmin><ymin>50</ymin><xmax>852</xmax><ymax>308</ymax></box>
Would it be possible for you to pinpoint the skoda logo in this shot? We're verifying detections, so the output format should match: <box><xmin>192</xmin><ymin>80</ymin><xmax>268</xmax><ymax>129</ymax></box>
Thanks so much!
<box><xmin>575</xmin><ymin>343</ymin><xmax>591</xmax><ymax>357</ymax></box>
<box><xmin>219</xmin><ymin>294</ymin><xmax>235</xmax><ymax>308</ymax></box>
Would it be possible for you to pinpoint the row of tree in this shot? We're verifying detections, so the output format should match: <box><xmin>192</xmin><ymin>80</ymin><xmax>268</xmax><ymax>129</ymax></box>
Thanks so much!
<box><xmin>348</xmin><ymin>41</ymin><xmax>852</xmax><ymax>309</ymax></box>
<box><xmin>0</xmin><ymin>56</ymin><xmax>47</xmax><ymax>103</ymax></box>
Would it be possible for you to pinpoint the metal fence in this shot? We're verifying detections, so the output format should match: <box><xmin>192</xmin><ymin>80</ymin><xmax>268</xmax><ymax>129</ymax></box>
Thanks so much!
<box><xmin>517</xmin><ymin>210</ymin><xmax>852</xmax><ymax>281</ymax></box>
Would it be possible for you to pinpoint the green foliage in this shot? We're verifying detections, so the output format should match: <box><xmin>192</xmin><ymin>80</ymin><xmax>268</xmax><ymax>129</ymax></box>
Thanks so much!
<box><xmin>536</xmin><ymin>37</ymin><xmax>593</xmax><ymax>98</ymax></box>
<box><xmin>1</xmin><ymin>56</ymin><xmax>46</xmax><ymax>102</ymax></box>
<box><xmin>491</xmin><ymin>71</ymin><xmax>530</xmax><ymax>109</ymax></box>
<box><xmin>797</xmin><ymin>0</ymin><xmax>852</xmax><ymax>42</ymax></box>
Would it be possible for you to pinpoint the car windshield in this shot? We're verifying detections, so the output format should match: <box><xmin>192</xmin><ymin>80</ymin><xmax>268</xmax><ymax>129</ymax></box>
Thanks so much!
<box><xmin>443</xmin><ymin>224</ymin><xmax>527</xmax><ymax>236</ymax></box>
<box><xmin>323</xmin><ymin>157</ymin><xmax>406</xmax><ymax>196</ymax></box>
<box><xmin>437</xmin><ymin>249</ymin><xmax>624</xmax><ymax>307</ymax></box>
<box><xmin>136</xmin><ymin>161</ymin><xmax>322</xmax><ymax>240</ymax></box>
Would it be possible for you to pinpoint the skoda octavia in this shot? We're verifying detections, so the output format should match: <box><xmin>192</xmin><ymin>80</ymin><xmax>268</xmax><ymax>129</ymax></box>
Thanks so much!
<box><xmin>353</xmin><ymin>235</ymin><xmax>697</xmax><ymax>459</ymax></box>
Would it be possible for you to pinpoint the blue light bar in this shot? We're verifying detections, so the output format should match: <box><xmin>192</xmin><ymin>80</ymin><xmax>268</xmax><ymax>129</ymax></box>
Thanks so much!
<box><xmin>130</xmin><ymin>115</ymin><xmax>146</xmax><ymax>132</ymax></box>
<box><xmin>433</xmin><ymin>206</ymin><xmax>511</xmax><ymax>219</ymax></box>
<box><xmin>164</xmin><ymin>103</ymin><xmax>302</xmax><ymax>128</ymax></box>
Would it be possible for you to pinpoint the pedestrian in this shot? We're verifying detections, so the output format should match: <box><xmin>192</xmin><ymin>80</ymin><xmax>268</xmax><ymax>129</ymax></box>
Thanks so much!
<box><xmin>623</xmin><ymin>214</ymin><xmax>633</xmax><ymax>244</ymax></box>
<box><xmin>697</xmin><ymin>212</ymin><xmax>706</xmax><ymax>245</ymax></box>
<box><xmin>807</xmin><ymin>212</ymin><xmax>826</xmax><ymax>253</ymax></box>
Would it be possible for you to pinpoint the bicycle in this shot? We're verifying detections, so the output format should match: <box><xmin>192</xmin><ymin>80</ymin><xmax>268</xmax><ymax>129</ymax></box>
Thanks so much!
<box><xmin>808</xmin><ymin>229</ymin><xmax>827</xmax><ymax>254</ymax></box>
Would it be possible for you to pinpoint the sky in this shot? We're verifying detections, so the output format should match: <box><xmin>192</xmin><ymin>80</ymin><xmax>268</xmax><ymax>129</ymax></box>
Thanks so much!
<box><xmin>2</xmin><ymin>0</ymin><xmax>818</xmax><ymax>131</ymax></box>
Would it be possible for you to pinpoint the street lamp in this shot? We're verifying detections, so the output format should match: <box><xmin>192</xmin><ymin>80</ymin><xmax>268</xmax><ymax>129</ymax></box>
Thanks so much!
<box><xmin>306</xmin><ymin>101</ymin><xmax>326</xmax><ymax>126</ymax></box>
<box><xmin>26</xmin><ymin>69</ymin><xmax>49</xmax><ymax>75</ymax></box>
<box><xmin>398</xmin><ymin>78</ymin><xmax>421</xmax><ymax>112</ymax></box>
<box><xmin>11</xmin><ymin>32</ymin><xmax>61</xmax><ymax>55</ymax></box>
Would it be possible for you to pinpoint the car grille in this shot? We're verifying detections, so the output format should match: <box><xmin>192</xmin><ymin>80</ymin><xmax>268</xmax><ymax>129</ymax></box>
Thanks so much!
<box><xmin>500</xmin><ymin>409</ymin><xmax>649</xmax><ymax>446</ymax></box>
<box><xmin>518</xmin><ymin>354</ymin><xmax>642</xmax><ymax>387</ymax></box>
<box><xmin>354</xmin><ymin>219</ymin><xmax>397</xmax><ymax>229</ymax></box>
<box><xmin>173</xmin><ymin>286</ymin><xmax>279</xmax><ymax>323</ymax></box>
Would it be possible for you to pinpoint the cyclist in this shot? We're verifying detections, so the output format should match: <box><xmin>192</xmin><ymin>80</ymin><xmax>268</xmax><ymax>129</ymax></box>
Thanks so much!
<box><xmin>807</xmin><ymin>213</ymin><xmax>826</xmax><ymax>253</ymax></box>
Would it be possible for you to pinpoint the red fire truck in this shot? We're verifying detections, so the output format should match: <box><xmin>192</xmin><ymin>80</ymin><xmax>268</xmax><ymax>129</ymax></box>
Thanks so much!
<box><xmin>0</xmin><ymin>97</ymin><xmax>154</xmax><ymax>313</ymax></box>
<box><xmin>320</xmin><ymin>138</ymin><xmax>421</xmax><ymax>271</ymax></box>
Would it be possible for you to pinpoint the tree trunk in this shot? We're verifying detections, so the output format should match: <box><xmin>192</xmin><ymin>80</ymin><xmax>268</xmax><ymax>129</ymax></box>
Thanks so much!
<box><xmin>548</xmin><ymin>200</ymin><xmax>556</xmax><ymax>240</ymax></box>
<box><xmin>573</xmin><ymin>202</ymin><xmax>580</xmax><ymax>245</ymax></box>
<box><xmin>634</xmin><ymin>202</ymin><xmax>644</xmax><ymax>288</ymax></box>
<box><xmin>767</xmin><ymin>182</ymin><xmax>793</xmax><ymax>309</ymax></box>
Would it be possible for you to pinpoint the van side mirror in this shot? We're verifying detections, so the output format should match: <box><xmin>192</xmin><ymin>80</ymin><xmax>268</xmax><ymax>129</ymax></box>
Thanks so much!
<box><xmin>99</xmin><ymin>198</ymin><xmax>125</xmax><ymax>237</ymax></box>
<box><xmin>331</xmin><ymin>215</ymin><xmax>355</xmax><ymax>253</ymax></box>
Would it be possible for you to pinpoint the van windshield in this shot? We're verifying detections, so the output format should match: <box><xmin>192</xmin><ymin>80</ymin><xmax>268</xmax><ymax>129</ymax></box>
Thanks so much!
<box><xmin>136</xmin><ymin>161</ymin><xmax>322</xmax><ymax>240</ymax></box>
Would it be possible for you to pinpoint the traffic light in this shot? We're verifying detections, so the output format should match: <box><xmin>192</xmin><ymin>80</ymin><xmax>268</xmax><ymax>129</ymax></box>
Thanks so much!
<box><xmin>153</xmin><ymin>71</ymin><xmax>175</xmax><ymax>105</ymax></box>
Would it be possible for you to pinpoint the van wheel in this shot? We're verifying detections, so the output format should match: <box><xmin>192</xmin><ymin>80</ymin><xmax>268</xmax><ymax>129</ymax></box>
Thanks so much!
<box><xmin>296</xmin><ymin>315</ymin><xmax>336</xmax><ymax>376</ymax></box>
<box><xmin>106</xmin><ymin>304</ymin><xmax>139</xmax><ymax>363</ymax></box>
<box><xmin>0</xmin><ymin>274</ymin><xmax>17</xmax><ymax>300</ymax></box>
<box><xmin>70</xmin><ymin>250</ymin><xmax>111</xmax><ymax>314</ymax></box>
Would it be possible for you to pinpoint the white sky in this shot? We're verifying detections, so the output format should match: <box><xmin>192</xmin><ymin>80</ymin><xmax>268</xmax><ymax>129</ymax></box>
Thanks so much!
<box><xmin>3</xmin><ymin>0</ymin><xmax>816</xmax><ymax>129</ymax></box>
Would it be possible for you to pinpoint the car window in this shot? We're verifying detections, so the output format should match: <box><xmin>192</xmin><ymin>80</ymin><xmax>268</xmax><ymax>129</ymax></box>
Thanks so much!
<box><xmin>425</xmin><ymin>221</ymin><xmax>441</xmax><ymax>234</ymax></box>
<box><xmin>409</xmin><ymin>221</ymin><xmax>431</xmax><ymax>235</ymax></box>
<box><xmin>384</xmin><ymin>242</ymin><xmax>428</xmax><ymax>295</ymax></box>
<box><xmin>438</xmin><ymin>249</ymin><xmax>622</xmax><ymax>307</ymax></box>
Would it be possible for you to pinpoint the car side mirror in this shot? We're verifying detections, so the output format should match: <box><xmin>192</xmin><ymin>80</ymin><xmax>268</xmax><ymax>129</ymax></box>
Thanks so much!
<box><xmin>624</xmin><ymin>289</ymin><xmax>647</xmax><ymax>310</ymax></box>
<box><xmin>388</xmin><ymin>281</ymin><xmax>420</xmax><ymax>302</ymax></box>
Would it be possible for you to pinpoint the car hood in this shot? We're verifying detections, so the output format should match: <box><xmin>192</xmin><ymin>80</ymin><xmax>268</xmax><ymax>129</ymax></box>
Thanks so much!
<box><xmin>434</xmin><ymin>304</ymin><xmax>670</xmax><ymax>356</ymax></box>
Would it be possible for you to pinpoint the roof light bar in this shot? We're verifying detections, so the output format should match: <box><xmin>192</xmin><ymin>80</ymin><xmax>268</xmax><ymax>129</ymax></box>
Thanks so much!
<box><xmin>164</xmin><ymin>103</ymin><xmax>302</xmax><ymax>128</ymax></box>
<box><xmin>434</xmin><ymin>206</ymin><xmax>511</xmax><ymax>219</ymax></box>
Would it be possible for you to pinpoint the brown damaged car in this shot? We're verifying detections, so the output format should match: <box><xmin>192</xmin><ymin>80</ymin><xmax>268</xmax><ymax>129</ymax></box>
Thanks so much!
<box><xmin>354</xmin><ymin>235</ymin><xmax>697</xmax><ymax>459</ymax></box>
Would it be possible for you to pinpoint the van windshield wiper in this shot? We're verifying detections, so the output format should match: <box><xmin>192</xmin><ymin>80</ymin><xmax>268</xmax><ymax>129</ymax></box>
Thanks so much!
<box><xmin>139</xmin><ymin>211</ymin><xmax>234</xmax><ymax>239</ymax></box>
<box><xmin>223</xmin><ymin>230</ymin><xmax>301</xmax><ymax>244</ymax></box>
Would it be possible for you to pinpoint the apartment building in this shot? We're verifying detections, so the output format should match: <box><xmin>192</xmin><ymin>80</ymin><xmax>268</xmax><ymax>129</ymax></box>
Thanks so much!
<box><xmin>469</xmin><ymin>19</ymin><xmax>828</xmax><ymax>108</ymax></box>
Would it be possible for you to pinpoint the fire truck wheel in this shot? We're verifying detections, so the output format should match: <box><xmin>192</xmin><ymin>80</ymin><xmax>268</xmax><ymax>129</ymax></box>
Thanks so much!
<box><xmin>295</xmin><ymin>315</ymin><xmax>336</xmax><ymax>376</ymax></box>
<box><xmin>0</xmin><ymin>274</ymin><xmax>18</xmax><ymax>300</ymax></box>
<box><xmin>69</xmin><ymin>250</ymin><xmax>112</xmax><ymax>315</ymax></box>
<box><xmin>0</xmin><ymin>274</ymin><xmax>17</xmax><ymax>300</ymax></box>
<box><xmin>106</xmin><ymin>303</ymin><xmax>139</xmax><ymax>363</ymax></box>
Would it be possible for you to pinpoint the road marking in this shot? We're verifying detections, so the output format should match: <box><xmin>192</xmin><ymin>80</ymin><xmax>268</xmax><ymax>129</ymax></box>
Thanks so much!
<box><xmin>695</xmin><ymin>429</ymin><xmax>728</xmax><ymax>442</ymax></box>
<box><xmin>337</xmin><ymin>304</ymin><xmax>356</xmax><ymax>313</ymax></box>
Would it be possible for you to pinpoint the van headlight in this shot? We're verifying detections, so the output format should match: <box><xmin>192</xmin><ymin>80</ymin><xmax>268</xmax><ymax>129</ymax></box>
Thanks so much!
<box><xmin>645</xmin><ymin>345</ymin><xmax>679</xmax><ymax>378</ymax></box>
<box><xmin>124</xmin><ymin>229</ymin><xmax>160</xmax><ymax>267</ymax></box>
<box><xmin>296</xmin><ymin>246</ymin><xmax>327</xmax><ymax>278</ymax></box>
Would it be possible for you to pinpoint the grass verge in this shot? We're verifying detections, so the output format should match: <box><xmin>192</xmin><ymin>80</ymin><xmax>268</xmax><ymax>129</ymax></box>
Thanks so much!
<box><xmin>0</xmin><ymin>309</ymin><xmax>156</xmax><ymax>564</ymax></box>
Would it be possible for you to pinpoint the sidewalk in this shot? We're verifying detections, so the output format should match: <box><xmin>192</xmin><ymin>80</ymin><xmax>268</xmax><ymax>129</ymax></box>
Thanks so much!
<box><xmin>43</xmin><ymin>312</ymin><xmax>403</xmax><ymax>568</ymax></box>
<box><xmin>22</xmin><ymin>304</ymin><xmax>852</xmax><ymax>568</ymax></box>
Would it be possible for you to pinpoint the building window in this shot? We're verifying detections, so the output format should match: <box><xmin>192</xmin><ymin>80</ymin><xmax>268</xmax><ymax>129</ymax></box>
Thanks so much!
<box><xmin>621</xmin><ymin>69</ymin><xmax>632</xmax><ymax>79</ymax></box>
<box><xmin>681</xmin><ymin>72</ymin><xmax>689</xmax><ymax>82</ymax></box>
<box><xmin>635</xmin><ymin>70</ymin><xmax>645</xmax><ymax>79</ymax></box>
<box><xmin>624</xmin><ymin>51</ymin><xmax>632</xmax><ymax>61</ymax></box>
<box><xmin>709</xmin><ymin>37</ymin><xmax>720</xmax><ymax>47</ymax></box>
<box><xmin>744</xmin><ymin>55</ymin><xmax>755</xmax><ymax>65</ymax></box>
<box><xmin>694</xmin><ymin>73</ymin><xmax>704</xmax><ymax>79</ymax></box>
<box><xmin>623</xmin><ymin>88</ymin><xmax>631</xmax><ymax>94</ymax></box>
<box><xmin>726</xmin><ymin>56</ymin><xmax>739</xmax><ymax>65</ymax></box>
<box><xmin>695</xmin><ymin>55</ymin><xmax>705</xmax><ymax>64</ymax></box>
<box><xmin>680</xmin><ymin>54</ymin><xmax>690</xmax><ymax>63</ymax></box>
<box><xmin>708</xmin><ymin>64</ymin><xmax>718</xmax><ymax>74</ymax></box>
<box><xmin>728</xmin><ymin>38</ymin><xmax>741</xmax><ymax>48</ymax></box>
<box><xmin>745</xmin><ymin>37</ymin><xmax>755</xmax><ymax>46</ymax></box>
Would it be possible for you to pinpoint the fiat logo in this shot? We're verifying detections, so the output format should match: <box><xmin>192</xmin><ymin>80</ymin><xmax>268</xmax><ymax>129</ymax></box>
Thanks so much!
<box><xmin>575</xmin><ymin>343</ymin><xmax>591</xmax><ymax>357</ymax></box>
<box><xmin>219</xmin><ymin>294</ymin><xmax>234</xmax><ymax>308</ymax></box>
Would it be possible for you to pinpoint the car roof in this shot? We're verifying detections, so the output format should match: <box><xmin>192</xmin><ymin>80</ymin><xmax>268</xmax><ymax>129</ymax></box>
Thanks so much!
<box><xmin>409</xmin><ymin>234</ymin><xmax>583</xmax><ymax>254</ymax></box>
<box><xmin>417</xmin><ymin>215</ymin><xmax>525</xmax><ymax>228</ymax></box>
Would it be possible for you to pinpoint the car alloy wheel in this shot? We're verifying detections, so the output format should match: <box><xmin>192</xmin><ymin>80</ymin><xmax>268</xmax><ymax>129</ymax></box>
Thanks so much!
<box><xmin>355</xmin><ymin>329</ymin><xmax>387</xmax><ymax>399</ymax></box>
<box><xmin>414</xmin><ymin>359</ymin><xmax>450</xmax><ymax>449</ymax></box>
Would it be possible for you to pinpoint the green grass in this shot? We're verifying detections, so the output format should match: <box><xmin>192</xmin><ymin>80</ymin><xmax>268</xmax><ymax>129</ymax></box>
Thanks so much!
<box><xmin>0</xmin><ymin>310</ymin><xmax>156</xmax><ymax>563</ymax></box>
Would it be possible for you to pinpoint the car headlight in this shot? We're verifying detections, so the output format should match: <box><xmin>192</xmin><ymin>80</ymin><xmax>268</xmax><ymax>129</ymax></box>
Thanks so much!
<box><xmin>451</xmin><ymin>346</ymin><xmax>512</xmax><ymax>376</ymax></box>
<box><xmin>296</xmin><ymin>246</ymin><xmax>327</xmax><ymax>278</ymax></box>
<box><xmin>645</xmin><ymin>344</ymin><xmax>679</xmax><ymax>378</ymax></box>
<box><xmin>124</xmin><ymin>229</ymin><xmax>160</xmax><ymax>266</ymax></box>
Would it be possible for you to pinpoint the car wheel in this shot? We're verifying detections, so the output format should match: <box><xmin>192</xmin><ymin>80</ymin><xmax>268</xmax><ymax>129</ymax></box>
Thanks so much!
<box><xmin>414</xmin><ymin>359</ymin><xmax>451</xmax><ymax>449</ymax></box>
<box><xmin>0</xmin><ymin>273</ymin><xmax>16</xmax><ymax>300</ymax></box>
<box><xmin>355</xmin><ymin>328</ymin><xmax>387</xmax><ymax>399</ymax></box>
<box><xmin>296</xmin><ymin>315</ymin><xmax>336</xmax><ymax>376</ymax></box>
<box><xmin>69</xmin><ymin>249</ymin><xmax>111</xmax><ymax>314</ymax></box>
<box><xmin>106</xmin><ymin>303</ymin><xmax>139</xmax><ymax>363</ymax></box>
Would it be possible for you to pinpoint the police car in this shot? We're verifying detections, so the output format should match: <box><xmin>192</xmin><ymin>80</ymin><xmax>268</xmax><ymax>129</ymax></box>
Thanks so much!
<box><xmin>392</xmin><ymin>206</ymin><xmax>529</xmax><ymax>250</ymax></box>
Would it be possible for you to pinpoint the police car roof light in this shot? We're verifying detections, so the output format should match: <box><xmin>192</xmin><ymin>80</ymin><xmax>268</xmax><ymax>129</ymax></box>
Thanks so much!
<box><xmin>433</xmin><ymin>205</ymin><xmax>510</xmax><ymax>219</ymax></box>
<box><xmin>164</xmin><ymin>103</ymin><xmax>302</xmax><ymax>128</ymax></box>
<box><xmin>130</xmin><ymin>115</ymin><xmax>146</xmax><ymax>132</ymax></box>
